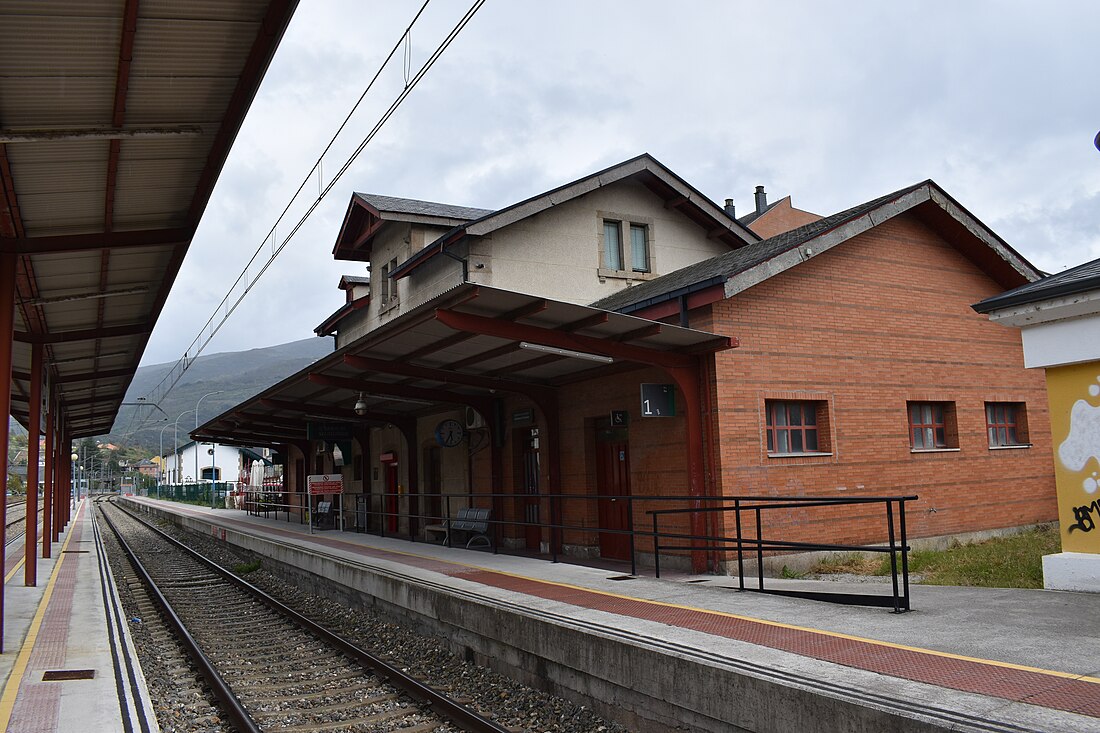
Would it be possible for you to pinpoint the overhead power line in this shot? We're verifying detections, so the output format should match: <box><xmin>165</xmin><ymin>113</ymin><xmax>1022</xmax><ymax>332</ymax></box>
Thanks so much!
<box><xmin>116</xmin><ymin>0</ymin><xmax>487</xmax><ymax>444</ymax></box>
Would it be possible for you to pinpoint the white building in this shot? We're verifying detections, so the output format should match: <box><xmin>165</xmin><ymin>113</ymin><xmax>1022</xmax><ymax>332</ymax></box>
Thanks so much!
<box><xmin>160</xmin><ymin>441</ymin><xmax>269</xmax><ymax>486</ymax></box>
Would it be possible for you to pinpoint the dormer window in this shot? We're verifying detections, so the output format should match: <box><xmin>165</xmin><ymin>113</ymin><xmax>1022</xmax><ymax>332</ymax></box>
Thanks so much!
<box><xmin>599</xmin><ymin>213</ymin><xmax>654</xmax><ymax>278</ymax></box>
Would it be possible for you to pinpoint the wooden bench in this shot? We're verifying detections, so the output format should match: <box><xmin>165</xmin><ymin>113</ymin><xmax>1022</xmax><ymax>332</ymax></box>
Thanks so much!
<box><xmin>439</xmin><ymin>507</ymin><xmax>492</xmax><ymax>550</ymax></box>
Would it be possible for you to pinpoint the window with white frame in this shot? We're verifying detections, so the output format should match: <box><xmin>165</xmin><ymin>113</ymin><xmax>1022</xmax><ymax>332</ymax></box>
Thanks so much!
<box><xmin>602</xmin><ymin>218</ymin><xmax>650</xmax><ymax>274</ymax></box>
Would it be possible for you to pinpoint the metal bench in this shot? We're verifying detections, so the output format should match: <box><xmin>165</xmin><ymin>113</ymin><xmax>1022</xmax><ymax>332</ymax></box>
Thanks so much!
<box><xmin>447</xmin><ymin>507</ymin><xmax>492</xmax><ymax>549</ymax></box>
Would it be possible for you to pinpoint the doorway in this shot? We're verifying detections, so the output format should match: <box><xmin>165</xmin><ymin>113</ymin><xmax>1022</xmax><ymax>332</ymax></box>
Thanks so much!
<box><xmin>383</xmin><ymin>460</ymin><xmax>399</xmax><ymax>533</ymax></box>
<box><xmin>595</xmin><ymin>423</ymin><xmax>632</xmax><ymax>560</ymax></box>
<box><xmin>514</xmin><ymin>428</ymin><xmax>541</xmax><ymax>551</ymax></box>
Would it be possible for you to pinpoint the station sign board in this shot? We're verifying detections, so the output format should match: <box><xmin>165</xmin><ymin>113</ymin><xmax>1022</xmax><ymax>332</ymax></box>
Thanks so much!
<box><xmin>307</xmin><ymin>474</ymin><xmax>344</xmax><ymax>495</ymax></box>
<box><xmin>640</xmin><ymin>383</ymin><xmax>676</xmax><ymax>417</ymax></box>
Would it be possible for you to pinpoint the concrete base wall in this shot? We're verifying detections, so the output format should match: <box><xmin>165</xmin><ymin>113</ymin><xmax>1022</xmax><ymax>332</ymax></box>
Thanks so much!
<box><xmin>1043</xmin><ymin>552</ymin><xmax>1100</xmax><ymax>592</ymax></box>
<box><xmin>123</xmin><ymin>500</ymin><xmax>972</xmax><ymax>733</ymax></box>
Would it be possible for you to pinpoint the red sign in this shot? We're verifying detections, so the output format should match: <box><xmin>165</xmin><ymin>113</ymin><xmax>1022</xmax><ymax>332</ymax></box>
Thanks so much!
<box><xmin>307</xmin><ymin>474</ymin><xmax>344</xmax><ymax>495</ymax></box>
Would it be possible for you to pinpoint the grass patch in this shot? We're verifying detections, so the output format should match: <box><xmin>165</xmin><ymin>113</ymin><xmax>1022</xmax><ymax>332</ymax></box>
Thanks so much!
<box><xmin>779</xmin><ymin>565</ymin><xmax>806</xmax><ymax>579</ymax></box>
<box><xmin>234</xmin><ymin>559</ymin><xmax>262</xmax><ymax>575</ymax></box>
<box><xmin>803</xmin><ymin>527</ymin><xmax>1059</xmax><ymax>588</ymax></box>
<box><xmin>809</xmin><ymin>551</ymin><xmax>882</xmax><ymax>576</ymax></box>
<box><xmin>882</xmin><ymin>526</ymin><xmax>1059</xmax><ymax>588</ymax></box>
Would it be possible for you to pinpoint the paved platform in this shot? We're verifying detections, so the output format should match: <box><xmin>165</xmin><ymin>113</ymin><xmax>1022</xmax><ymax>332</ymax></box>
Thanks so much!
<box><xmin>0</xmin><ymin>499</ymin><xmax>158</xmax><ymax>733</ymax></box>
<box><xmin>124</xmin><ymin>495</ymin><xmax>1100</xmax><ymax>733</ymax></box>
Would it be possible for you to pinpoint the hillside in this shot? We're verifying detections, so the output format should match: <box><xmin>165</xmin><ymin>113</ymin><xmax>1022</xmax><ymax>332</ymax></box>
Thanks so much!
<box><xmin>107</xmin><ymin>336</ymin><xmax>334</xmax><ymax>453</ymax></box>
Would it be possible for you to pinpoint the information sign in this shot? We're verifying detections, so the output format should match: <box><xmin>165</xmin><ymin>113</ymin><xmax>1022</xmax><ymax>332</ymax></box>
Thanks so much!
<box><xmin>307</xmin><ymin>474</ymin><xmax>344</xmax><ymax>495</ymax></box>
<box><xmin>640</xmin><ymin>384</ymin><xmax>676</xmax><ymax>417</ymax></box>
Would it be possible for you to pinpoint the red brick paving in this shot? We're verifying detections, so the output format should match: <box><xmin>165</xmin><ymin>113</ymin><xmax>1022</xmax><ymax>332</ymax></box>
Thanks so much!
<box><xmin>159</xmin><ymin>503</ymin><xmax>1100</xmax><ymax>719</ymax></box>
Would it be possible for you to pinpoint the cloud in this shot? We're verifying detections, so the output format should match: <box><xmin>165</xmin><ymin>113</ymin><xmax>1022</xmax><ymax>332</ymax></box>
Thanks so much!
<box><xmin>140</xmin><ymin>0</ymin><xmax>1100</xmax><ymax>369</ymax></box>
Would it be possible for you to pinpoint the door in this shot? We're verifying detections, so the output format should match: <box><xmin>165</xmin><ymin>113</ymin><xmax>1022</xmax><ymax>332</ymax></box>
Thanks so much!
<box><xmin>514</xmin><ymin>428</ymin><xmax>541</xmax><ymax>551</ymax></box>
<box><xmin>384</xmin><ymin>461</ymin><xmax>398</xmax><ymax>532</ymax></box>
<box><xmin>595</xmin><ymin>425</ymin><xmax>632</xmax><ymax>560</ymax></box>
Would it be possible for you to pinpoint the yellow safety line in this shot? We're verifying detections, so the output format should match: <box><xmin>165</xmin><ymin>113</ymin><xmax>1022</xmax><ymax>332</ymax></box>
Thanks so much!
<box><xmin>0</xmin><ymin>502</ymin><xmax>81</xmax><ymax>729</ymax></box>
<box><xmin>3</xmin><ymin>558</ymin><xmax>26</xmax><ymax>585</ymax></box>
<box><xmin>135</xmin><ymin>497</ymin><xmax>1100</xmax><ymax>687</ymax></box>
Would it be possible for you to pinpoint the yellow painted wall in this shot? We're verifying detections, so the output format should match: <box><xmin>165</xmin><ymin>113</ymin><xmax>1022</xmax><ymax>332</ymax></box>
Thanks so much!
<box><xmin>1046</xmin><ymin>361</ymin><xmax>1100</xmax><ymax>553</ymax></box>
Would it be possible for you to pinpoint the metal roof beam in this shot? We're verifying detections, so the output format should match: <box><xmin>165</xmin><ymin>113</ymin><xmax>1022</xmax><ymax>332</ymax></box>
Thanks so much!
<box><xmin>0</xmin><ymin>126</ymin><xmax>203</xmax><ymax>144</ymax></box>
<box><xmin>0</xmin><ymin>228</ymin><xmax>189</xmax><ymax>255</ymax></box>
<box><xmin>53</xmin><ymin>367</ymin><xmax>133</xmax><ymax>384</ymax></box>
<box><xmin>308</xmin><ymin>373</ymin><xmax>492</xmax><ymax>411</ymax></box>
<box><xmin>343</xmin><ymin>354</ymin><xmax>554</xmax><ymax>400</ymax></box>
<box><xmin>433</xmin><ymin>308</ymin><xmax>702</xmax><ymax>370</ymax></box>
<box><xmin>14</xmin><ymin>321</ymin><xmax>150</xmax><ymax>344</ymax></box>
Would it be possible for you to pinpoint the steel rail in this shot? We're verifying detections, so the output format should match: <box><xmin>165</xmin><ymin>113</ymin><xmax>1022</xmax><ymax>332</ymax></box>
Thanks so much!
<box><xmin>97</xmin><ymin>505</ymin><xmax>263</xmax><ymax>733</ymax></box>
<box><xmin>110</xmin><ymin>500</ymin><xmax>512</xmax><ymax>733</ymax></box>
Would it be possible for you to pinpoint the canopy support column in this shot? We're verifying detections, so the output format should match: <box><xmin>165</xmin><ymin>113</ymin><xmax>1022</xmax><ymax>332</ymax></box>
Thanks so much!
<box><xmin>0</xmin><ymin>252</ymin><xmax>15</xmax><ymax>651</ymax></box>
<box><xmin>42</xmin><ymin>394</ymin><xmax>53</xmax><ymax>558</ymax></box>
<box><xmin>25</xmin><ymin>342</ymin><xmax>42</xmax><ymax>586</ymax></box>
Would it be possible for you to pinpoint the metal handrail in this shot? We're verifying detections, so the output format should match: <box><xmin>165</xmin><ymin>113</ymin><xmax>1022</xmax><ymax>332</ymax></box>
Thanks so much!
<box><xmin>236</xmin><ymin>489</ymin><xmax>916</xmax><ymax>611</ymax></box>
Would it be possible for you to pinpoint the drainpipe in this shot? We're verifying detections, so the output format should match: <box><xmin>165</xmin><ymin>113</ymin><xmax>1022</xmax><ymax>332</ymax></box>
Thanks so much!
<box><xmin>441</xmin><ymin>238</ymin><xmax>469</xmax><ymax>282</ymax></box>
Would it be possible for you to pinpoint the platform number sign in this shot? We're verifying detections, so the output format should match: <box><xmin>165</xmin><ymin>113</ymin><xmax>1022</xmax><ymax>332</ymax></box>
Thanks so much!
<box><xmin>640</xmin><ymin>384</ymin><xmax>676</xmax><ymax>417</ymax></box>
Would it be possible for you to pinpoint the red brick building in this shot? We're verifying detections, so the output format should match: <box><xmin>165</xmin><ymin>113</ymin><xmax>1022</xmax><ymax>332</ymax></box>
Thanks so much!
<box><xmin>196</xmin><ymin>156</ymin><xmax>1055</xmax><ymax>572</ymax></box>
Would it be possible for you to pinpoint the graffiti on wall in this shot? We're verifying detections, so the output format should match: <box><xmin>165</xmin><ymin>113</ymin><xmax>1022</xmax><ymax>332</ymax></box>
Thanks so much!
<box><xmin>1048</xmin><ymin>364</ymin><xmax>1100</xmax><ymax>553</ymax></box>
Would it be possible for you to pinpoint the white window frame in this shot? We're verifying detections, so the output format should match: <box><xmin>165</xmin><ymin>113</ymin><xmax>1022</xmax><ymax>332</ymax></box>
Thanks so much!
<box><xmin>597</xmin><ymin>211</ymin><xmax>657</xmax><ymax>280</ymax></box>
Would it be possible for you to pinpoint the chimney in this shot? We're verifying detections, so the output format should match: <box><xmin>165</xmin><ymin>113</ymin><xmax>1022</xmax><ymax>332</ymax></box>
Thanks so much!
<box><xmin>724</xmin><ymin>198</ymin><xmax>736</xmax><ymax>218</ymax></box>
<box><xmin>754</xmin><ymin>185</ymin><xmax>767</xmax><ymax>215</ymax></box>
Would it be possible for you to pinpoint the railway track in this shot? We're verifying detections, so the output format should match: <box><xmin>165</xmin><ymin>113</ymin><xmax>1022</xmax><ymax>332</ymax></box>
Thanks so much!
<box><xmin>5</xmin><ymin>500</ymin><xmax>44</xmax><ymax>549</ymax></box>
<box><xmin>97</xmin><ymin>500</ymin><xmax>517</xmax><ymax>733</ymax></box>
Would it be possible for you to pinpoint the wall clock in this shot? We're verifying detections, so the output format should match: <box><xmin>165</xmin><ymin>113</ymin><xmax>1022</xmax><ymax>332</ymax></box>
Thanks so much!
<box><xmin>434</xmin><ymin>418</ymin><xmax>466</xmax><ymax>447</ymax></box>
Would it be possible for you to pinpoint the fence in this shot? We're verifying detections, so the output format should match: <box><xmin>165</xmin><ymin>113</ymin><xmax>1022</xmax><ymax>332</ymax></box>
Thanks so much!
<box><xmin>240</xmin><ymin>489</ymin><xmax>916</xmax><ymax>610</ymax></box>
<box><xmin>155</xmin><ymin>481</ymin><xmax>235</xmax><ymax>507</ymax></box>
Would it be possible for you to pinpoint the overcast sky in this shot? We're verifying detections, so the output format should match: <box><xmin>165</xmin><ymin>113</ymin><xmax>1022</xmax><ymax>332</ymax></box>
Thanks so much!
<box><xmin>139</xmin><ymin>0</ymin><xmax>1100</xmax><ymax>370</ymax></box>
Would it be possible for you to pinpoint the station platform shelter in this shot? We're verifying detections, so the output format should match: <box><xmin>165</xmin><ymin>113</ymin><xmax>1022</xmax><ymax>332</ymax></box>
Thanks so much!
<box><xmin>106</xmin><ymin>495</ymin><xmax>1098</xmax><ymax>733</ymax></box>
<box><xmin>0</xmin><ymin>499</ymin><xmax>158</xmax><ymax>733</ymax></box>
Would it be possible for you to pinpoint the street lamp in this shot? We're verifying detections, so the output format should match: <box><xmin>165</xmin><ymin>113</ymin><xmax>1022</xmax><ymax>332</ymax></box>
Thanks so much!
<box><xmin>70</xmin><ymin>452</ymin><xmax>78</xmax><ymax>503</ymax></box>
<box><xmin>195</xmin><ymin>391</ymin><xmax>223</xmax><ymax>509</ymax></box>
<box><xmin>172</xmin><ymin>409</ymin><xmax>196</xmax><ymax>489</ymax></box>
<box><xmin>157</xmin><ymin>422</ymin><xmax>175</xmax><ymax>500</ymax></box>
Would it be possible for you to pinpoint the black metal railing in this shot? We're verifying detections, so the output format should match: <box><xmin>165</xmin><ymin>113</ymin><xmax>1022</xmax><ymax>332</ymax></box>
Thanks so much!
<box><xmin>239</xmin><ymin>489</ymin><xmax>916</xmax><ymax>611</ymax></box>
<box><xmin>648</xmin><ymin>495</ymin><xmax>916</xmax><ymax>613</ymax></box>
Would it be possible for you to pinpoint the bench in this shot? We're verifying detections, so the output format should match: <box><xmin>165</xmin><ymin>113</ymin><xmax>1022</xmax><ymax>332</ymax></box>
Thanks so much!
<box><xmin>444</xmin><ymin>507</ymin><xmax>492</xmax><ymax>550</ymax></box>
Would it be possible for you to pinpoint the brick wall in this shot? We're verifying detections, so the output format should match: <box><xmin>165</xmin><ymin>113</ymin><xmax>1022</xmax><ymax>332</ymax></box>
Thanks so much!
<box><xmin>748</xmin><ymin>197</ymin><xmax>822</xmax><ymax>238</ymax></box>
<box><xmin>701</xmin><ymin>211</ymin><xmax>1055</xmax><ymax>547</ymax></box>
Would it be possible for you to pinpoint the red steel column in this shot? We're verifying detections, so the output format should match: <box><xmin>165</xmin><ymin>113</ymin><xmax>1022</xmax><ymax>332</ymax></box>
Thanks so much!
<box><xmin>59</xmin><ymin>430</ymin><xmax>70</xmax><ymax>535</ymax></box>
<box><xmin>0</xmin><ymin>252</ymin><xmax>16</xmax><ymax>651</ymax></box>
<box><xmin>42</xmin><ymin>396</ymin><xmax>53</xmax><ymax>558</ymax></box>
<box><xmin>668</xmin><ymin>360</ymin><xmax>709</xmax><ymax>574</ymax></box>
<box><xmin>25</xmin><ymin>342</ymin><xmax>42</xmax><ymax>586</ymax></box>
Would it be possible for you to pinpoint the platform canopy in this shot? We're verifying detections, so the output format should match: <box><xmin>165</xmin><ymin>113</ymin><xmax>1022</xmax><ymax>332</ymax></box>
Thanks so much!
<box><xmin>195</xmin><ymin>283</ymin><xmax>736</xmax><ymax>446</ymax></box>
<box><xmin>0</xmin><ymin>0</ymin><xmax>298</xmax><ymax>438</ymax></box>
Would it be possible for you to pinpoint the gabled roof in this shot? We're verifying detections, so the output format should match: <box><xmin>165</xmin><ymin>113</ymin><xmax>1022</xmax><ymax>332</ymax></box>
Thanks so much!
<box><xmin>593</xmin><ymin>180</ymin><xmax>1040</xmax><ymax>314</ymax></box>
<box><xmin>357</xmin><ymin>194</ymin><xmax>493</xmax><ymax>222</ymax></box>
<box><xmin>332</xmin><ymin>193</ymin><xmax>492</xmax><ymax>262</ymax></box>
<box><xmin>339</xmin><ymin>274</ymin><xmax>370</xmax><ymax>289</ymax></box>
<box><xmin>973</xmin><ymin>256</ymin><xmax>1100</xmax><ymax>313</ymax></box>
<box><xmin>390</xmin><ymin>153</ymin><xmax>761</xmax><ymax>280</ymax></box>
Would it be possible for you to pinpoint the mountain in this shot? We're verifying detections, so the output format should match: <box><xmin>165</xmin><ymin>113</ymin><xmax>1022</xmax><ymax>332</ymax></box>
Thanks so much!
<box><xmin>107</xmin><ymin>337</ymin><xmax>334</xmax><ymax>453</ymax></box>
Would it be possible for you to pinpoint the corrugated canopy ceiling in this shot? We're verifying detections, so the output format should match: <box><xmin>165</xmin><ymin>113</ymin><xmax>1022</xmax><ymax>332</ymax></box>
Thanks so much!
<box><xmin>0</xmin><ymin>0</ymin><xmax>298</xmax><ymax>438</ymax></box>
